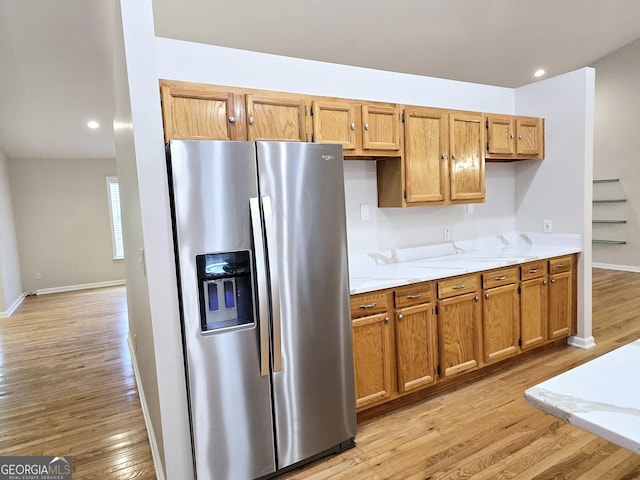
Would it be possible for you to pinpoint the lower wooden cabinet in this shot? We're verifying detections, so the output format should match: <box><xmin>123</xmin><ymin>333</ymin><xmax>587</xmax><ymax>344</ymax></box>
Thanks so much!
<box><xmin>481</xmin><ymin>268</ymin><xmax>520</xmax><ymax>364</ymax></box>
<box><xmin>436</xmin><ymin>274</ymin><xmax>482</xmax><ymax>378</ymax></box>
<box><xmin>520</xmin><ymin>261</ymin><xmax>549</xmax><ymax>350</ymax></box>
<box><xmin>351</xmin><ymin>254</ymin><xmax>577</xmax><ymax>413</ymax></box>
<box><xmin>352</xmin><ymin>311</ymin><xmax>393</xmax><ymax>409</ymax></box>
<box><xmin>394</xmin><ymin>283</ymin><xmax>437</xmax><ymax>393</ymax></box>
<box><xmin>548</xmin><ymin>256</ymin><xmax>575</xmax><ymax>339</ymax></box>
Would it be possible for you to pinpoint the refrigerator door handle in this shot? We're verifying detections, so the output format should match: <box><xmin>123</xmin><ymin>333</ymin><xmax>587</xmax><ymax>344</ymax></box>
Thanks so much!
<box><xmin>250</xmin><ymin>197</ymin><xmax>270</xmax><ymax>377</ymax></box>
<box><xmin>262</xmin><ymin>196</ymin><xmax>283</xmax><ymax>372</ymax></box>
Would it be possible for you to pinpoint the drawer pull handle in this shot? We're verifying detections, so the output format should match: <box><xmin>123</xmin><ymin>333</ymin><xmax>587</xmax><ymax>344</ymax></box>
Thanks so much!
<box><xmin>359</xmin><ymin>303</ymin><xmax>377</xmax><ymax>309</ymax></box>
<box><xmin>529</xmin><ymin>268</ymin><xmax>539</xmax><ymax>273</ymax></box>
<box><xmin>555</xmin><ymin>264</ymin><xmax>565</xmax><ymax>268</ymax></box>
<box><xmin>407</xmin><ymin>294</ymin><xmax>422</xmax><ymax>299</ymax></box>
<box><xmin>452</xmin><ymin>284</ymin><xmax>465</xmax><ymax>290</ymax></box>
<box><xmin>494</xmin><ymin>275</ymin><xmax>507</xmax><ymax>281</ymax></box>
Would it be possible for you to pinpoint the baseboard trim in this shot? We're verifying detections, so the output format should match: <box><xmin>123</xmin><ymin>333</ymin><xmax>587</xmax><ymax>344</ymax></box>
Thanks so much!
<box><xmin>592</xmin><ymin>263</ymin><xmax>640</xmax><ymax>273</ymax></box>
<box><xmin>567</xmin><ymin>335</ymin><xmax>596</xmax><ymax>350</ymax></box>
<box><xmin>35</xmin><ymin>279</ymin><xmax>126</xmax><ymax>295</ymax></box>
<box><xmin>128</xmin><ymin>332</ymin><xmax>166</xmax><ymax>480</ymax></box>
<box><xmin>0</xmin><ymin>292</ymin><xmax>25</xmax><ymax>318</ymax></box>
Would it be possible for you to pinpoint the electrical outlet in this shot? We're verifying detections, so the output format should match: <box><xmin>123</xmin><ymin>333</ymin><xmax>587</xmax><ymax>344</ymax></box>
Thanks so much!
<box><xmin>544</xmin><ymin>220</ymin><xmax>552</xmax><ymax>233</ymax></box>
<box><xmin>360</xmin><ymin>204</ymin><xmax>370</xmax><ymax>221</ymax></box>
<box><xmin>443</xmin><ymin>226</ymin><xmax>452</xmax><ymax>241</ymax></box>
<box><xmin>35</xmin><ymin>272</ymin><xmax>42</xmax><ymax>280</ymax></box>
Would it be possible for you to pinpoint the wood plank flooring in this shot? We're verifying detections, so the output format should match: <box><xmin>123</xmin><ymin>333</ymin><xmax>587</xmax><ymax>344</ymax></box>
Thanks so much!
<box><xmin>2</xmin><ymin>269</ymin><xmax>639</xmax><ymax>479</ymax></box>
<box><xmin>281</xmin><ymin>268</ymin><xmax>640</xmax><ymax>480</ymax></box>
<box><xmin>0</xmin><ymin>286</ymin><xmax>156</xmax><ymax>479</ymax></box>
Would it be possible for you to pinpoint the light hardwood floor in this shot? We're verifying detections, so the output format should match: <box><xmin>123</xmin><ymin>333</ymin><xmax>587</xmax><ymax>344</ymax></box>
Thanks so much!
<box><xmin>2</xmin><ymin>269</ymin><xmax>639</xmax><ymax>479</ymax></box>
<box><xmin>0</xmin><ymin>286</ymin><xmax>155</xmax><ymax>479</ymax></box>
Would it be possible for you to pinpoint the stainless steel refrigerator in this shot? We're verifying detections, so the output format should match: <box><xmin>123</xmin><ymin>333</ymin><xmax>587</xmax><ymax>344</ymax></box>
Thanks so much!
<box><xmin>167</xmin><ymin>140</ymin><xmax>357</xmax><ymax>479</ymax></box>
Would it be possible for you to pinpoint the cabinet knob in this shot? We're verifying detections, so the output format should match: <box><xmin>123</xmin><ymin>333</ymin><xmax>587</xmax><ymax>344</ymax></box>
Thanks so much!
<box><xmin>384</xmin><ymin>316</ymin><xmax>389</xmax><ymax>324</ymax></box>
<box><xmin>551</xmin><ymin>279</ymin><xmax>556</xmax><ymax>284</ymax></box>
<box><xmin>543</xmin><ymin>280</ymin><xmax>547</xmax><ymax>285</ymax></box>
<box><xmin>484</xmin><ymin>293</ymin><xmax>489</xmax><ymax>300</ymax></box>
<box><xmin>475</xmin><ymin>296</ymin><xmax>479</xmax><ymax>302</ymax></box>
<box><xmin>364</xmin><ymin>123</ymin><xmax>369</xmax><ymax>131</ymax></box>
<box><xmin>228</xmin><ymin>116</ymin><xmax>236</xmax><ymax>124</ymax></box>
<box><xmin>350</xmin><ymin>122</ymin><xmax>356</xmax><ymax>130</ymax></box>
<box><xmin>518</xmin><ymin>134</ymin><xmax>523</xmax><ymax>139</ymax></box>
<box><xmin>441</xmin><ymin>153</ymin><xmax>446</xmax><ymax>160</ymax></box>
<box><xmin>248</xmin><ymin>116</ymin><xmax>255</xmax><ymax>125</ymax></box>
<box><xmin>398</xmin><ymin>314</ymin><xmax>404</xmax><ymax>321</ymax></box>
<box><xmin>452</xmin><ymin>154</ymin><xmax>457</xmax><ymax>160</ymax></box>
<box><xmin>510</xmin><ymin>133</ymin><xmax>515</xmax><ymax>139</ymax></box>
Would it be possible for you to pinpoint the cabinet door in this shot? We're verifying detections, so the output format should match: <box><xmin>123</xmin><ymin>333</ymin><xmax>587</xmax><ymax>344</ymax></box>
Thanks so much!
<box><xmin>482</xmin><ymin>284</ymin><xmax>519</xmax><ymax>363</ymax></box>
<box><xmin>548</xmin><ymin>271</ymin><xmax>573</xmax><ymax>339</ymax></box>
<box><xmin>361</xmin><ymin>104</ymin><xmax>401</xmax><ymax>151</ymax></box>
<box><xmin>403</xmin><ymin>108</ymin><xmax>448</xmax><ymax>204</ymax></box>
<box><xmin>395</xmin><ymin>303</ymin><xmax>437</xmax><ymax>394</ymax></box>
<box><xmin>520</xmin><ymin>277</ymin><xmax>548</xmax><ymax>350</ymax></box>
<box><xmin>311</xmin><ymin>100</ymin><xmax>357</xmax><ymax>150</ymax></box>
<box><xmin>352</xmin><ymin>312</ymin><xmax>394</xmax><ymax>408</ymax></box>
<box><xmin>449</xmin><ymin>113</ymin><xmax>485</xmax><ymax>202</ymax></box>
<box><xmin>437</xmin><ymin>292</ymin><xmax>482</xmax><ymax>378</ymax></box>
<box><xmin>160</xmin><ymin>84</ymin><xmax>239</xmax><ymax>142</ymax></box>
<box><xmin>516</xmin><ymin>117</ymin><xmax>542</xmax><ymax>156</ymax></box>
<box><xmin>486</xmin><ymin>115</ymin><xmax>515</xmax><ymax>155</ymax></box>
<box><xmin>245</xmin><ymin>95</ymin><xmax>307</xmax><ymax>141</ymax></box>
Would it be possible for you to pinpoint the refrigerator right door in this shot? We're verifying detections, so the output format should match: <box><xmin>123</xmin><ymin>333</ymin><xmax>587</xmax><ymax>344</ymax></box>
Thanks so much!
<box><xmin>257</xmin><ymin>142</ymin><xmax>357</xmax><ymax>470</ymax></box>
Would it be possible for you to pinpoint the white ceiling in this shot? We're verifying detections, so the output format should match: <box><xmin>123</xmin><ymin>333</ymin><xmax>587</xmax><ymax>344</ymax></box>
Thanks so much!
<box><xmin>2</xmin><ymin>0</ymin><xmax>640</xmax><ymax>160</ymax></box>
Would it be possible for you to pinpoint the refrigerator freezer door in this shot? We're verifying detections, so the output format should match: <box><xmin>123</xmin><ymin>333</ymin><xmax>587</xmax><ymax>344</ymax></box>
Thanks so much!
<box><xmin>168</xmin><ymin>140</ymin><xmax>277</xmax><ymax>479</ymax></box>
<box><xmin>257</xmin><ymin>142</ymin><xmax>357</xmax><ymax>469</ymax></box>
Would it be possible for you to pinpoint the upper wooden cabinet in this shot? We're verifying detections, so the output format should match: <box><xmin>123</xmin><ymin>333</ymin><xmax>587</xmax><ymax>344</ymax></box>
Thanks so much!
<box><xmin>449</xmin><ymin>113</ymin><xmax>485</xmax><ymax>202</ymax></box>
<box><xmin>485</xmin><ymin>114</ymin><xmax>545</xmax><ymax>161</ymax></box>
<box><xmin>160</xmin><ymin>80</ymin><xmax>308</xmax><ymax>143</ymax></box>
<box><xmin>377</xmin><ymin>108</ymin><xmax>484</xmax><ymax>207</ymax></box>
<box><xmin>311</xmin><ymin>100</ymin><xmax>401</xmax><ymax>157</ymax></box>
<box><xmin>160</xmin><ymin>81</ymin><xmax>242</xmax><ymax>141</ymax></box>
<box><xmin>245</xmin><ymin>94</ymin><xmax>307</xmax><ymax>142</ymax></box>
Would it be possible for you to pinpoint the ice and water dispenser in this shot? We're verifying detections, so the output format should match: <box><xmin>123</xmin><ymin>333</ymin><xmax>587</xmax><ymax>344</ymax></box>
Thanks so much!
<box><xmin>196</xmin><ymin>251</ymin><xmax>255</xmax><ymax>333</ymax></box>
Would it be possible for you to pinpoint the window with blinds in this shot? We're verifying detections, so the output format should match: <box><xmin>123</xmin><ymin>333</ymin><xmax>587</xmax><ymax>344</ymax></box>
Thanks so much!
<box><xmin>106</xmin><ymin>176</ymin><xmax>124</xmax><ymax>260</ymax></box>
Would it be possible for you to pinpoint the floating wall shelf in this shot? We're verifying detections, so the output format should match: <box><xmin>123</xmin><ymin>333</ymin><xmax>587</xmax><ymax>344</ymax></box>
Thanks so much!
<box><xmin>592</xmin><ymin>178</ymin><xmax>627</xmax><ymax>245</ymax></box>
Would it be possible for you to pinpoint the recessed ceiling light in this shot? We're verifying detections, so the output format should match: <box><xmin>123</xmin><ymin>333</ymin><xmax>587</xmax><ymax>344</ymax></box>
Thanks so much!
<box><xmin>534</xmin><ymin>69</ymin><xmax>546</xmax><ymax>78</ymax></box>
<box><xmin>87</xmin><ymin>120</ymin><xmax>100</xmax><ymax>129</ymax></box>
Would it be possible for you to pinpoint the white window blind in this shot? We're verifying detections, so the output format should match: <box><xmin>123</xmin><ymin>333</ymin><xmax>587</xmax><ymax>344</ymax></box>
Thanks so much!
<box><xmin>106</xmin><ymin>176</ymin><xmax>124</xmax><ymax>260</ymax></box>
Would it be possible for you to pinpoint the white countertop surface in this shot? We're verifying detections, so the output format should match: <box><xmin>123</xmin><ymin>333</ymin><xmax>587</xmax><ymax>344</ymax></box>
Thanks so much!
<box><xmin>348</xmin><ymin>232</ymin><xmax>582</xmax><ymax>294</ymax></box>
<box><xmin>524</xmin><ymin>340</ymin><xmax>640</xmax><ymax>454</ymax></box>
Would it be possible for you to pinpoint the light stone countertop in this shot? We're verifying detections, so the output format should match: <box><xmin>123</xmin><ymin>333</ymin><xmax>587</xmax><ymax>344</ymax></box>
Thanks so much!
<box><xmin>524</xmin><ymin>339</ymin><xmax>640</xmax><ymax>454</ymax></box>
<box><xmin>348</xmin><ymin>232</ymin><xmax>582</xmax><ymax>295</ymax></box>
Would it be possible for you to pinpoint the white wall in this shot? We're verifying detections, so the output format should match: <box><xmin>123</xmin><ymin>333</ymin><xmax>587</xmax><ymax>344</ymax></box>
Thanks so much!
<box><xmin>114</xmin><ymin>1</ymin><xmax>166</xmax><ymax>476</ymax></box>
<box><xmin>592</xmin><ymin>38</ymin><xmax>640</xmax><ymax>270</ymax></box>
<box><xmin>119</xmin><ymin>0</ymin><xmax>593</xmax><ymax>476</ymax></box>
<box><xmin>8</xmin><ymin>157</ymin><xmax>126</xmax><ymax>292</ymax></box>
<box><xmin>0</xmin><ymin>147</ymin><xmax>23</xmax><ymax>315</ymax></box>
<box><xmin>514</xmin><ymin>67</ymin><xmax>595</xmax><ymax>348</ymax></box>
